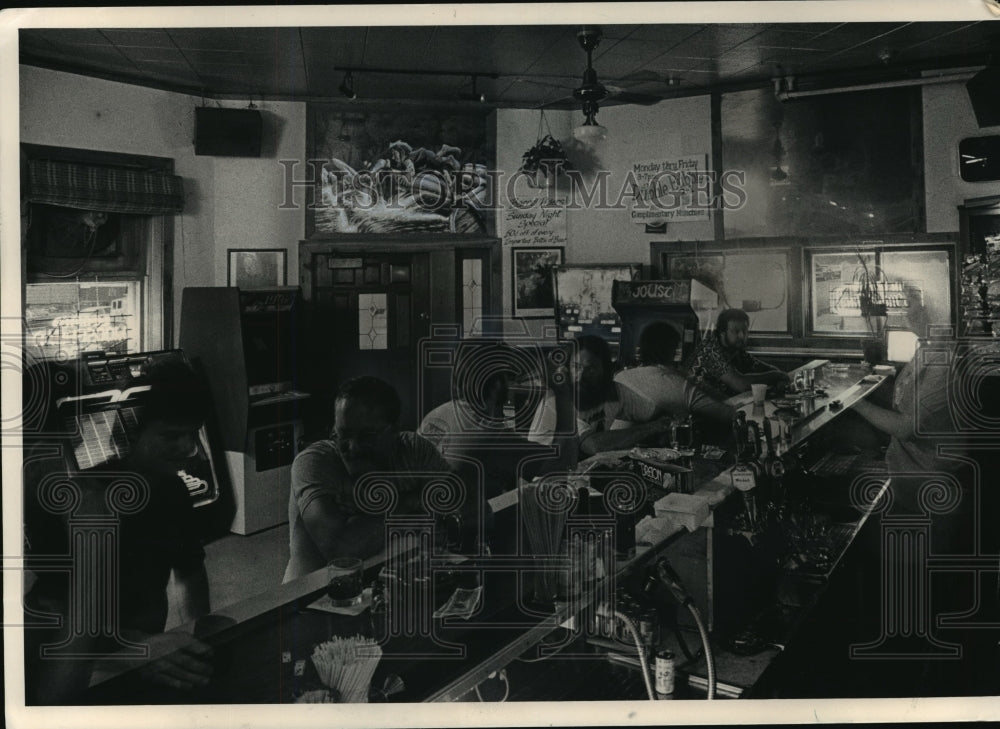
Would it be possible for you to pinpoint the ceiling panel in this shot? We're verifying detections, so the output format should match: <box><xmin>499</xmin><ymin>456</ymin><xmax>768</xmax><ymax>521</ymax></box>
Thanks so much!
<box><xmin>117</xmin><ymin>45</ymin><xmax>189</xmax><ymax>65</ymax></box>
<box><xmin>519</xmin><ymin>32</ymin><xmax>584</xmax><ymax>78</ymax></box>
<box><xmin>299</xmin><ymin>26</ymin><xmax>363</xmax><ymax>70</ymax></box>
<box><xmin>752</xmin><ymin>27</ymin><xmax>847</xmax><ymax>51</ymax></box>
<box><xmin>30</xmin><ymin>28</ymin><xmax>115</xmax><ymax>47</ymax></box>
<box><xmin>43</xmin><ymin>44</ymin><xmax>134</xmax><ymax>69</ymax></box>
<box><xmin>422</xmin><ymin>25</ymin><xmax>506</xmax><ymax>66</ymax></box>
<box><xmin>167</xmin><ymin>28</ymin><xmax>244</xmax><ymax>51</ymax></box>
<box><xmin>595</xmin><ymin>39</ymin><xmax>690</xmax><ymax>79</ymax></box>
<box><xmin>359</xmin><ymin>27</ymin><xmax>441</xmax><ymax>69</ymax></box>
<box><xmin>18</xmin><ymin>23</ymin><xmax>996</xmax><ymax>107</ymax></box>
<box><xmin>491</xmin><ymin>25</ymin><xmax>570</xmax><ymax>78</ymax></box>
<box><xmin>100</xmin><ymin>29</ymin><xmax>177</xmax><ymax>48</ymax></box>
<box><xmin>624</xmin><ymin>24</ymin><xmax>707</xmax><ymax>44</ymax></box>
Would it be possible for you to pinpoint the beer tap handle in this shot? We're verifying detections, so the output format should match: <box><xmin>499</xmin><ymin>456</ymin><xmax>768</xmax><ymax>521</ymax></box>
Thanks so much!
<box><xmin>746</xmin><ymin>421</ymin><xmax>762</xmax><ymax>460</ymax></box>
<box><xmin>762</xmin><ymin>418</ymin><xmax>773</xmax><ymax>452</ymax></box>
<box><xmin>732</xmin><ymin>418</ymin><xmax>745</xmax><ymax>459</ymax></box>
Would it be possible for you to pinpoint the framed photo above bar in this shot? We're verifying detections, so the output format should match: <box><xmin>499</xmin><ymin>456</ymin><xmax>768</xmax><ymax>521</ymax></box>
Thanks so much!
<box><xmin>228</xmin><ymin>249</ymin><xmax>287</xmax><ymax>289</ymax></box>
<box><xmin>807</xmin><ymin>246</ymin><xmax>953</xmax><ymax>338</ymax></box>
<box><xmin>511</xmin><ymin>246</ymin><xmax>564</xmax><ymax>318</ymax></box>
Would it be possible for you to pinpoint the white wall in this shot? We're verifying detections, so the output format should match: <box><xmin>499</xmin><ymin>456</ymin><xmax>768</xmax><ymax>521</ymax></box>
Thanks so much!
<box><xmin>495</xmin><ymin>96</ymin><xmax>714</xmax><ymax>332</ymax></box>
<box><xmin>19</xmin><ymin>66</ymin><xmax>306</xmax><ymax>344</ymax></box>
<box><xmin>923</xmin><ymin>81</ymin><xmax>1000</xmax><ymax>232</ymax></box>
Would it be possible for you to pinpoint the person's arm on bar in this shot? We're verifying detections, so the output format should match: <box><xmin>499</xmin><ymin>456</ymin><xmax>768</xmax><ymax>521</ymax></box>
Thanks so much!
<box><xmin>579</xmin><ymin>416</ymin><xmax>673</xmax><ymax>456</ymax></box>
<box><xmin>719</xmin><ymin>367</ymin><xmax>788</xmax><ymax>395</ymax></box>
<box><xmin>172</xmin><ymin>562</ymin><xmax>211</xmax><ymax>626</ymax></box>
<box><xmin>852</xmin><ymin>397</ymin><xmax>914</xmax><ymax>441</ymax></box>
<box><xmin>300</xmin><ymin>495</ymin><xmax>386</xmax><ymax>561</ymax></box>
<box><xmin>686</xmin><ymin>381</ymin><xmax>737</xmax><ymax>425</ymax></box>
<box><xmin>104</xmin><ymin>629</ymin><xmax>215</xmax><ymax>691</ymax></box>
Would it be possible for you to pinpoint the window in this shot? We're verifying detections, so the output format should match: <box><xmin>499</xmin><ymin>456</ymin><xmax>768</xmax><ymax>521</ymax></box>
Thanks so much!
<box><xmin>22</xmin><ymin>145</ymin><xmax>179</xmax><ymax>359</ymax></box>
<box><xmin>25</xmin><ymin>280</ymin><xmax>140</xmax><ymax>359</ymax></box>
<box><xmin>663</xmin><ymin>249</ymin><xmax>790</xmax><ymax>333</ymax></box>
<box><xmin>357</xmin><ymin>292</ymin><xmax>388</xmax><ymax>350</ymax></box>
<box><xmin>461</xmin><ymin>258</ymin><xmax>484</xmax><ymax>337</ymax></box>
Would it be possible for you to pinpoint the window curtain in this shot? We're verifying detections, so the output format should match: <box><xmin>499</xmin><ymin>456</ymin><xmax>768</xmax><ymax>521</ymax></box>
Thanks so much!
<box><xmin>26</xmin><ymin>160</ymin><xmax>184</xmax><ymax>214</ymax></box>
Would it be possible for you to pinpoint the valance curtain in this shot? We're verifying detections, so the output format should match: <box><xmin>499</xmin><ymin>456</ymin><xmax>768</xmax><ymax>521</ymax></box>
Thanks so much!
<box><xmin>26</xmin><ymin>159</ymin><xmax>184</xmax><ymax>214</ymax></box>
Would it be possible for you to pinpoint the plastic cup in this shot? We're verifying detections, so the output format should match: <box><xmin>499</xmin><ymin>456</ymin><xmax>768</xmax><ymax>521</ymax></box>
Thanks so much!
<box><xmin>751</xmin><ymin>383</ymin><xmax>768</xmax><ymax>405</ymax></box>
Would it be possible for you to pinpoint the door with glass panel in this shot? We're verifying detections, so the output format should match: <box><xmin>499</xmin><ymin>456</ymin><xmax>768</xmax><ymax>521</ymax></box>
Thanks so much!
<box><xmin>307</xmin><ymin>252</ymin><xmax>430</xmax><ymax>431</ymax></box>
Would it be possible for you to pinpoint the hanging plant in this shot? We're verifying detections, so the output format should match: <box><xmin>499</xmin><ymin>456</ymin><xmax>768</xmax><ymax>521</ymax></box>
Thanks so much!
<box><xmin>519</xmin><ymin>112</ymin><xmax>572</xmax><ymax>188</ymax></box>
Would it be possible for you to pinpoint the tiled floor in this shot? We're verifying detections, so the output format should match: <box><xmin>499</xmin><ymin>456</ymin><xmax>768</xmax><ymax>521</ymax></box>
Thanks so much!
<box><xmin>166</xmin><ymin>523</ymin><xmax>290</xmax><ymax>628</ymax></box>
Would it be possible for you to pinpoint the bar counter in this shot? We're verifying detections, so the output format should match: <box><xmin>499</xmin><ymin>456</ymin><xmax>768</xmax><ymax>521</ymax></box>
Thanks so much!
<box><xmin>86</xmin><ymin>364</ymin><xmax>892</xmax><ymax>704</ymax></box>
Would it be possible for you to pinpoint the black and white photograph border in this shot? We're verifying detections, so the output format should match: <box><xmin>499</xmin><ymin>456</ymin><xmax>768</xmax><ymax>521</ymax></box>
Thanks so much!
<box><xmin>4</xmin><ymin>2</ymin><xmax>1000</xmax><ymax>729</ymax></box>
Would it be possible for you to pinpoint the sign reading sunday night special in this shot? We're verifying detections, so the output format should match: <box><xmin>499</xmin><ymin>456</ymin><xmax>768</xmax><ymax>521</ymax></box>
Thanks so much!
<box><xmin>630</xmin><ymin>154</ymin><xmax>710</xmax><ymax>225</ymax></box>
<box><xmin>502</xmin><ymin>195</ymin><xmax>568</xmax><ymax>248</ymax></box>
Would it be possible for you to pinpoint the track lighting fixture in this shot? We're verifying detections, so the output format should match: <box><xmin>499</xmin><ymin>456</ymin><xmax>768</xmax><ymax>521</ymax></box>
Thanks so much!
<box><xmin>339</xmin><ymin>71</ymin><xmax>357</xmax><ymax>100</ymax></box>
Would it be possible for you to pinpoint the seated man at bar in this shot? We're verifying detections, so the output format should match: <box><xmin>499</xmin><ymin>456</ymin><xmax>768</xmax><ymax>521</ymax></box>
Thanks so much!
<box><xmin>418</xmin><ymin>342</ymin><xmax>577</xmax><ymax>491</ymax></box>
<box><xmin>528</xmin><ymin>334</ymin><xmax>675</xmax><ymax>457</ymax></box>
<box><xmin>615</xmin><ymin>321</ymin><xmax>736</xmax><ymax>435</ymax></box>
<box><xmin>23</xmin><ymin>359</ymin><xmax>215</xmax><ymax>703</ymax></box>
<box><xmin>283</xmin><ymin>376</ymin><xmax>454</xmax><ymax>582</ymax></box>
<box><xmin>686</xmin><ymin>308</ymin><xmax>789</xmax><ymax>398</ymax></box>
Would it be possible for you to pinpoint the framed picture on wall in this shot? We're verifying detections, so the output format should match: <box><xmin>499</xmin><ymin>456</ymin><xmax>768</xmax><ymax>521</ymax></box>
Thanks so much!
<box><xmin>307</xmin><ymin>102</ymin><xmax>494</xmax><ymax>237</ymax></box>
<box><xmin>512</xmin><ymin>246</ymin><xmax>564</xmax><ymax>318</ymax></box>
<box><xmin>227</xmin><ymin>249</ymin><xmax>287</xmax><ymax>288</ymax></box>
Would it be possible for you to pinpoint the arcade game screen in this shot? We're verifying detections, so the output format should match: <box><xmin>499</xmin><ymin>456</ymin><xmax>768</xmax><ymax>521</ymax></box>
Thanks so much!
<box><xmin>553</xmin><ymin>264</ymin><xmax>641</xmax><ymax>345</ymax></box>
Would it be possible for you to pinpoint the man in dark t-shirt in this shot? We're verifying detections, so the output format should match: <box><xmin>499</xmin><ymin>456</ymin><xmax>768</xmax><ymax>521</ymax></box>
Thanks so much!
<box><xmin>23</xmin><ymin>359</ymin><xmax>214</xmax><ymax>703</ymax></box>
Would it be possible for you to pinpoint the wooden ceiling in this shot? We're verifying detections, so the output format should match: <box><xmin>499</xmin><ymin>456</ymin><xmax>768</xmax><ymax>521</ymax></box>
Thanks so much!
<box><xmin>19</xmin><ymin>22</ymin><xmax>1000</xmax><ymax>107</ymax></box>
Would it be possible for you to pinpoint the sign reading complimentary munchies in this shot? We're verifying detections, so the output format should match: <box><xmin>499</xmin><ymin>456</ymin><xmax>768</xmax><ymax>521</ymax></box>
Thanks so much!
<box><xmin>629</xmin><ymin>154</ymin><xmax>709</xmax><ymax>225</ymax></box>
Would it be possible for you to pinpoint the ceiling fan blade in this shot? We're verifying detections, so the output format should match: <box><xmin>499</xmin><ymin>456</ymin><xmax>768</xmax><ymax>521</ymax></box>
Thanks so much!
<box><xmin>536</xmin><ymin>94</ymin><xmax>581</xmax><ymax>110</ymax></box>
<box><xmin>513</xmin><ymin>77</ymin><xmax>578</xmax><ymax>92</ymax></box>
<box><xmin>603</xmin><ymin>87</ymin><xmax>663</xmax><ymax>106</ymax></box>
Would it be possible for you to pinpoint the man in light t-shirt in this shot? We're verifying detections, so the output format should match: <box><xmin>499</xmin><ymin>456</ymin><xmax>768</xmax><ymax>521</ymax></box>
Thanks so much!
<box><xmin>419</xmin><ymin>342</ymin><xmax>578</xmax><ymax>497</ymax></box>
<box><xmin>284</xmin><ymin>376</ymin><xmax>453</xmax><ymax>581</ymax></box>
<box><xmin>529</xmin><ymin>335</ymin><xmax>675</xmax><ymax>457</ymax></box>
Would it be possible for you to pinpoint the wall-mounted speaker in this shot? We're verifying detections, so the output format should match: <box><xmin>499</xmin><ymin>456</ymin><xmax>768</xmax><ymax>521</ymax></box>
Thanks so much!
<box><xmin>966</xmin><ymin>67</ymin><xmax>1000</xmax><ymax>129</ymax></box>
<box><xmin>194</xmin><ymin>107</ymin><xmax>263</xmax><ymax>157</ymax></box>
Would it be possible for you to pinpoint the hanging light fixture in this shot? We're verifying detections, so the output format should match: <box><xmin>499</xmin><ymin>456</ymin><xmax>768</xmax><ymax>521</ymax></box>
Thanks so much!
<box><xmin>573</xmin><ymin>99</ymin><xmax>608</xmax><ymax>144</ymax></box>
<box><xmin>571</xmin><ymin>28</ymin><xmax>610</xmax><ymax>146</ymax></box>
<box><xmin>339</xmin><ymin>71</ymin><xmax>357</xmax><ymax>99</ymax></box>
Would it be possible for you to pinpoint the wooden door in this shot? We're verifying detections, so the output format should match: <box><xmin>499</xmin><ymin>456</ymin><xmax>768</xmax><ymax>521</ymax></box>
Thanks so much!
<box><xmin>307</xmin><ymin>252</ymin><xmax>431</xmax><ymax>431</ymax></box>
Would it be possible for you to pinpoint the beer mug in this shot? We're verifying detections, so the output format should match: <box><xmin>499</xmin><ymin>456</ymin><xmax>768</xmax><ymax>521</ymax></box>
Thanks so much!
<box><xmin>670</xmin><ymin>417</ymin><xmax>693</xmax><ymax>450</ymax></box>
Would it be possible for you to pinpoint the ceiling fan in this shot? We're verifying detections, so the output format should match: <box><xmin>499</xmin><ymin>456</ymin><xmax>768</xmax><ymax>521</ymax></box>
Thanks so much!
<box><xmin>535</xmin><ymin>27</ymin><xmax>664</xmax><ymax>113</ymax></box>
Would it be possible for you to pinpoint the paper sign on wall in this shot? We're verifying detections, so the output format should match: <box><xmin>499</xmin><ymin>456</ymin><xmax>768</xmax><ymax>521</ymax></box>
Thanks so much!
<box><xmin>502</xmin><ymin>194</ymin><xmax>568</xmax><ymax>248</ymax></box>
<box><xmin>630</xmin><ymin>154</ymin><xmax>710</xmax><ymax>225</ymax></box>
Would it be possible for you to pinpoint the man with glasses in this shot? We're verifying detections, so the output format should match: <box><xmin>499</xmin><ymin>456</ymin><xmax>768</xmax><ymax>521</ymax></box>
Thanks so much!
<box><xmin>283</xmin><ymin>376</ymin><xmax>453</xmax><ymax>582</ymax></box>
